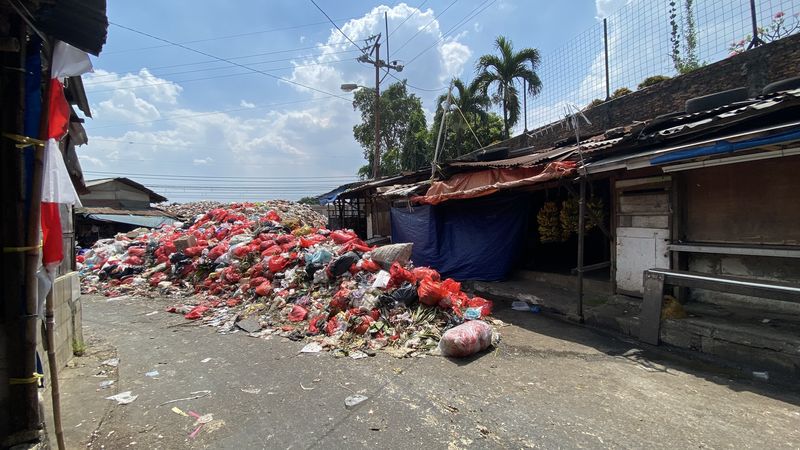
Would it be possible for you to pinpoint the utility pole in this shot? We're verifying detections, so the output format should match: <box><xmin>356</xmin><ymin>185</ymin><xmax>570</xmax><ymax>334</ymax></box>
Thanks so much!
<box><xmin>373</xmin><ymin>41</ymin><xmax>381</xmax><ymax>180</ymax></box>
<box><xmin>357</xmin><ymin>32</ymin><xmax>403</xmax><ymax>179</ymax></box>
<box><xmin>431</xmin><ymin>81</ymin><xmax>453</xmax><ymax>177</ymax></box>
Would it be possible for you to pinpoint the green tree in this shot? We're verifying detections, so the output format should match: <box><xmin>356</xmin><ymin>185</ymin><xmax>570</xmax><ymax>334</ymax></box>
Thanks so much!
<box><xmin>351</xmin><ymin>81</ymin><xmax>430</xmax><ymax>178</ymax></box>
<box><xmin>669</xmin><ymin>0</ymin><xmax>701</xmax><ymax>74</ymax></box>
<box><xmin>474</xmin><ymin>36</ymin><xmax>542</xmax><ymax>139</ymax></box>
<box><xmin>430</xmin><ymin>78</ymin><xmax>498</xmax><ymax>160</ymax></box>
<box><xmin>297</xmin><ymin>196</ymin><xmax>319</xmax><ymax>205</ymax></box>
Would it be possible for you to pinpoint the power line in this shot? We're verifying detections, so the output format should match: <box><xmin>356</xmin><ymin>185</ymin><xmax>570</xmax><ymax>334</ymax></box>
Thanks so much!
<box><xmin>406</xmin><ymin>0</ymin><xmax>496</xmax><ymax>67</ymax></box>
<box><xmin>85</xmin><ymin>97</ymin><xmax>327</xmax><ymax>129</ymax></box>
<box><xmin>388</xmin><ymin>73</ymin><xmax>447</xmax><ymax>92</ymax></box>
<box><xmin>103</xmin><ymin>16</ymin><xmax>360</xmax><ymax>55</ymax></box>
<box><xmin>110</xmin><ymin>22</ymin><xmax>351</xmax><ymax>101</ymax></box>
<box><xmin>392</xmin><ymin>0</ymin><xmax>459</xmax><ymax>56</ymax></box>
<box><xmin>308</xmin><ymin>0</ymin><xmax>365</xmax><ymax>53</ymax></box>
<box><xmin>82</xmin><ymin>170</ymin><xmax>357</xmax><ymax>180</ymax></box>
<box><xmin>388</xmin><ymin>0</ymin><xmax>430</xmax><ymax>37</ymax></box>
<box><xmin>85</xmin><ymin>50</ymin><xmax>360</xmax><ymax>86</ymax></box>
<box><xmin>84</xmin><ymin>59</ymin><xmax>354</xmax><ymax>93</ymax></box>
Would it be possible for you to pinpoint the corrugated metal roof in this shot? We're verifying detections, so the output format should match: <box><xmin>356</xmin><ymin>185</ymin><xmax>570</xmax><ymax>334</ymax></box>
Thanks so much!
<box><xmin>449</xmin><ymin>146</ymin><xmax>576</xmax><ymax>169</ymax></box>
<box><xmin>85</xmin><ymin>214</ymin><xmax>175</xmax><ymax>228</ymax></box>
<box><xmin>76</xmin><ymin>206</ymin><xmax>177</xmax><ymax>218</ymax></box>
<box><xmin>84</xmin><ymin>177</ymin><xmax>168</xmax><ymax>203</ymax></box>
<box><xmin>35</xmin><ymin>0</ymin><xmax>108</xmax><ymax>56</ymax></box>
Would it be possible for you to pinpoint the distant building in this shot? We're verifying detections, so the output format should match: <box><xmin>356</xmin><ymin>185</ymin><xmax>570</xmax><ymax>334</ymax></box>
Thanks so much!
<box><xmin>75</xmin><ymin>177</ymin><xmax>176</xmax><ymax>246</ymax></box>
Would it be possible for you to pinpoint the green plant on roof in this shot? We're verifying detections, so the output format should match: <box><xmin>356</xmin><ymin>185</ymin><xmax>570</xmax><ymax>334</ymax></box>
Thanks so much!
<box><xmin>729</xmin><ymin>11</ymin><xmax>800</xmax><ymax>56</ymax></box>
<box><xmin>611</xmin><ymin>87</ymin><xmax>632</xmax><ymax>99</ymax></box>
<box><xmin>638</xmin><ymin>75</ymin><xmax>671</xmax><ymax>89</ymax></box>
<box><xmin>669</xmin><ymin>0</ymin><xmax>703</xmax><ymax>74</ymax></box>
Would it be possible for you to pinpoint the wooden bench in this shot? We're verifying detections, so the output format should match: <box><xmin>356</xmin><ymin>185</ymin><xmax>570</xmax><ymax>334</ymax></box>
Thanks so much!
<box><xmin>639</xmin><ymin>268</ymin><xmax>800</xmax><ymax>345</ymax></box>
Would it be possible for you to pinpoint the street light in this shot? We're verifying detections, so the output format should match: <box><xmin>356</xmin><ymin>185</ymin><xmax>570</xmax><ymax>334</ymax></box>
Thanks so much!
<box><xmin>340</xmin><ymin>83</ymin><xmax>361</xmax><ymax>93</ymax></box>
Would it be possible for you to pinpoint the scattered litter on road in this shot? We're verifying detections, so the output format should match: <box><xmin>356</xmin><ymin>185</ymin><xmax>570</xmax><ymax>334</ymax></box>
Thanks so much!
<box><xmin>300</xmin><ymin>342</ymin><xmax>323</xmax><ymax>353</ymax></box>
<box><xmin>157</xmin><ymin>390</ymin><xmax>212</xmax><ymax>406</ymax></box>
<box><xmin>145</xmin><ymin>370</ymin><xmax>159</xmax><ymax>377</ymax></box>
<box><xmin>344</xmin><ymin>394</ymin><xmax>369</xmax><ymax>409</ymax></box>
<box><xmin>146</xmin><ymin>311</ymin><xmax>159</xmax><ymax>316</ymax></box>
<box><xmin>106</xmin><ymin>391</ymin><xmax>138</xmax><ymax>405</ymax></box>
<box><xmin>200</xmin><ymin>358</ymin><xmax>212</xmax><ymax>363</ymax></box>
<box><xmin>98</xmin><ymin>380</ymin><xmax>115</xmax><ymax>389</ymax></box>
<box><xmin>438</xmin><ymin>321</ymin><xmax>499</xmax><ymax>357</ymax></box>
<box><xmin>300</xmin><ymin>384</ymin><xmax>315</xmax><ymax>391</ymax></box>
<box><xmin>171</xmin><ymin>407</ymin><xmax>189</xmax><ymax>417</ymax></box>
<box><xmin>101</xmin><ymin>358</ymin><xmax>119</xmax><ymax>367</ymax></box>
<box><xmin>240</xmin><ymin>387</ymin><xmax>261</xmax><ymax>394</ymax></box>
<box><xmin>753</xmin><ymin>371</ymin><xmax>770</xmax><ymax>381</ymax></box>
<box><xmin>79</xmin><ymin>201</ymin><xmax>500</xmax><ymax>359</ymax></box>
<box><xmin>236</xmin><ymin>318</ymin><xmax>262</xmax><ymax>333</ymax></box>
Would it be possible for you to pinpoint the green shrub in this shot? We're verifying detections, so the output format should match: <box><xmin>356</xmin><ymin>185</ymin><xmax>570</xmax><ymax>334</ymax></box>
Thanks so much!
<box><xmin>638</xmin><ymin>75</ymin><xmax>671</xmax><ymax>89</ymax></box>
<box><xmin>611</xmin><ymin>87</ymin><xmax>632</xmax><ymax>99</ymax></box>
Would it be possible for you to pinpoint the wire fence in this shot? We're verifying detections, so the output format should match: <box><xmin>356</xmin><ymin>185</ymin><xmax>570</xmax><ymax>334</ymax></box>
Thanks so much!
<box><xmin>512</xmin><ymin>0</ymin><xmax>800</xmax><ymax>135</ymax></box>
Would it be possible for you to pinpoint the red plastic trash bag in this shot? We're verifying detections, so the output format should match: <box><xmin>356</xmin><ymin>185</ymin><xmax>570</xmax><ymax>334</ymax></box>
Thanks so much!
<box><xmin>388</xmin><ymin>262</ymin><xmax>416</xmax><ymax>289</ymax></box>
<box><xmin>268</xmin><ymin>255</ymin><xmax>290</xmax><ymax>273</ymax></box>
<box><xmin>330</xmin><ymin>229</ymin><xmax>357</xmax><ymax>244</ymax></box>
<box><xmin>360</xmin><ymin>259</ymin><xmax>381</xmax><ymax>273</ymax></box>
<box><xmin>299</xmin><ymin>234</ymin><xmax>326</xmax><ymax>248</ymax></box>
<box><xmin>442</xmin><ymin>278</ymin><xmax>461</xmax><ymax>295</ymax></box>
<box><xmin>288</xmin><ymin>305</ymin><xmax>308</xmax><ymax>322</ymax></box>
<box><xmin>438</xmin><ymin>320</ymin><xmax>494</xmax><ymax>357</ymax></box>
<box><xmin>184</xmin><ymin>246</ymin><xmax>203</xmax><ymax>258</ymax></box>
<box><xmin>122</xmin><ymin>255</ymin><xmax>143</xmax><ymax>266</ymax></box>
<box><xmin>351</xmin><ymin>315</ymin><xmax>374</xmax><ymax>335</ymax></box>
<box><xmin>412</xmin><ymin>267</ymin><xmax>440</xmax><ymax>282</ymax></box>
<box><xmin>265</xmin><ymin>210</ymin><xmax>281</xmax><ymax>222</ymax></box>
<box><xmin>418</xmin><ymin>278</ymin><xmax>447</xmax><ymax>306</ymax></box>
<box><xmin>255</xmin><ymin>281</ymin><xmax>272</xmax><ymax>297</ymax></box>
<box><xmin>466</xmin><ymin>297</ymin><xmax>494</xmax><ymax>317</ymax></box>
<box><xmin>127</xmin><ymin>247</ymin><xmax>145</xmax><ymax>257</ymax></box>
<box><xmin>184</xmin><ymin>305</ymin><xmax>209</xmax><ymax>320</ymax></box>
<box><xmin>148</xmin><ymin>272</ymin><xmax>165</xmax><ymax>286</ymax></box>
<box><xmin>307</xmin><ymin>314</ymin><xmax>327</xmax><ymax>335</ymax></box>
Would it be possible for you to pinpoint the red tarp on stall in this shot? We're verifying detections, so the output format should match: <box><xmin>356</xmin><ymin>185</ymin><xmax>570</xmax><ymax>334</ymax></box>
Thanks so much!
<box><xmin>412</xmin><ymin>161</ymin><xmax>577</xmax><ymax>205</ymax></box>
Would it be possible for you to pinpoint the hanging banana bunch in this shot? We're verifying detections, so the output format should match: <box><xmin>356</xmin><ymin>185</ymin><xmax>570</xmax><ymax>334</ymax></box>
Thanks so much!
<box><xmin>537</xmin><ymin>201</ymin><xmax>561</xmax><ymax>243</ymax></box>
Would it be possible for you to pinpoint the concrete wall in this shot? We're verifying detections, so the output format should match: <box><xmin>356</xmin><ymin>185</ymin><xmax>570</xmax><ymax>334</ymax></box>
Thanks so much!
<box><xmin>503</xmin><ymin>33</ymin><xmax>800</xmax><ymax>151</ymax></box>
<box><xmin>38</xmin><ymin>272</ymin><xmax>84</xmax><ymax>373</ymax></box>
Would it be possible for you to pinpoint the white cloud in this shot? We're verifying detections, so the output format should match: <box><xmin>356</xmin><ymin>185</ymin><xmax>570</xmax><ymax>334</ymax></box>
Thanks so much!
<box><xmin>595</xmin><ymin>0</ymin><xmax>631</xmax><ymax>19</ymax></box>
<box><xmin>473</xmin><ymin>22</ymin><xmax>483</xmax><ymax>33</ymax></box>
<box><xmin>439</xmin><ymin>40</ymin><xmax>472</xmax><ymax>83</ymax></box>
<box><xmin>300</xmin><ymin>35</ymin><xmax>306</xmax><ymax>43</ymax></box>
<box><xmin>239</xmin><ymin>99</ymin><xmax>255</xmax><ymax>108</ymax></box>
<box><xmin>193</xmin><ymin>157</ymin><xmax>213</xmax><ymax>165</ymax></box>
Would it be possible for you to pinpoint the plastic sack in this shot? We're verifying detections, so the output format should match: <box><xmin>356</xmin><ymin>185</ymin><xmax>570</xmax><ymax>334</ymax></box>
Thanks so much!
<box><xmin>466</xmin><ymin>296</ymin><xmax>493</xmax><ymax>317</ymax></box>
<box><xmin>299</xmin><ymin>234</ymin><xmax>326</xmax><ymax>248</ymax></box>
<box><xmin>371</xmin><ymin>270</ymin><xmax>391</xmax><ymax>289</ymax></box>
<box><xmin>388</xmin><ymin>262</ymin><xmax>415</xmax><ymax>288</ymax></box>
<box><xmin>418</xmin><ymin>278</ymin><xmax>447</xmax><ymax>306</ymax></box>
<box><xmin>351</xmin><ymin>315</ymin><xmax>374</xmax><ymax>335</ymax></box>
<box><xmin>438</xmin><ymin>320</ymin><xmax>494</xmax><ymax>357</ymax></box>
<box><xmin>390</xmin><ymin>282</ymin><xmax>418</xmax><ymax>306</ymax></box>
<box><xmin>304</xmin><ymin>248</ymin><xmax>333</xmax><ymax>266</ymax></box>
<box><xmin>288</xmin><ymin>305</ymin><xmax>308</xmax><ymax>322</ymax></box>
<box><xmin>127</xmin><ymin>247</ymin><xmax>146</xmax><ymax>257</ymax></box>
<box><xmin>255</xmin><ymin>281</ymin><xmax>272</xmax><ymax>297</ymax></box>
<box><xmin>184</xmin><ymin>305</ymin><xmax>209</xmax><ymax>320</ymax></box>
<box><xmin>359</xmin><ymin>259</ymin><xmax>381</xmax><ymax>273</ymax></box>
<box><xmin>330</xmin><ymin>230</ymin><xmax>357</xmax><ymax>244</ymax></box>
<box><xmin>330</xmin><ymin>252</ymin><xmax>359</xmax><ymax>277</ymax></box>
<box><xmin>412</xmin><ymin>267</ymin><xmax>440</xmax><ymax>282</ymax></box>
<box><xmin>268</xmin><ymin>255</ymin><xmax>290</xmax><ymax>273</ymax></box>
<box><xmin>370</xmin><ymin>243</ymin><xmax>413</xmax><ymax>269</ymax></box>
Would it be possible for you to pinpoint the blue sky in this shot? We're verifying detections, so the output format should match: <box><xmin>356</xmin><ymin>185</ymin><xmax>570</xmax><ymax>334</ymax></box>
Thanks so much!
<box><xmin>78</xmin><ymin>0</ymin><xmax>778</xmax><ymax>202</ymax></box>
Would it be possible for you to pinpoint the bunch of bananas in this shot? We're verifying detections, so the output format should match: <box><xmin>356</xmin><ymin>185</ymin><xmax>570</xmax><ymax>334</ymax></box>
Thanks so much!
<box><xmin>537</xmin><ymin>201</ymin><xmax>561</xmax><ymax>243</ymax></box>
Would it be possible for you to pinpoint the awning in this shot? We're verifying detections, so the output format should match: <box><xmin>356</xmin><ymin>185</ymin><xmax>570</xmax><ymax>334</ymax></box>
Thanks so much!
<box><xmin>412</xmin><ymin>161</ymin><xmax>577</xmax><ymax>205</ymax></box>
<box><xmin>86</xmin><ymin>213</ymin><xmax>176</xmax><ymax>228</ymax></box>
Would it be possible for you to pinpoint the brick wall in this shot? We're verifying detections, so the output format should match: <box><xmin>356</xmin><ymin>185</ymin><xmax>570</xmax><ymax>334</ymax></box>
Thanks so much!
<box><xmin>508</xmin><ymin>33</ymin><xmax>800</xmax><ymax>151</ymax></box>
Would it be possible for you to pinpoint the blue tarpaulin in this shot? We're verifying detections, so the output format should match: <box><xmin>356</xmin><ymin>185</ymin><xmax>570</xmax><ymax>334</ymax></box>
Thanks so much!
<box><xmin>391</xmin><ymin>194</ymin><xmax>527</xmax><ymax>281</ymax></box>
<box><xmin>650</xmin><ymin>128</ymin><xmax>800</xmax><ymax>165</ymax></box>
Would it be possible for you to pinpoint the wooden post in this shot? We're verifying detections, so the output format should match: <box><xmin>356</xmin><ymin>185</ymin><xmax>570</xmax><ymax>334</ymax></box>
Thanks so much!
<box><xmin>576</xmin><ymin>178</ymin><xmax>587</xmax><ymax>321</ymax></box>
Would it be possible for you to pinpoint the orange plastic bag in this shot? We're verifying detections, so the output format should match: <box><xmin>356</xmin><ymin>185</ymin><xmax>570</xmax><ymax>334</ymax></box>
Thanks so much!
<box><xmin>418</xmin><ymin>278</ymin><xmax>447</xmax><ymax>306</ymax></box>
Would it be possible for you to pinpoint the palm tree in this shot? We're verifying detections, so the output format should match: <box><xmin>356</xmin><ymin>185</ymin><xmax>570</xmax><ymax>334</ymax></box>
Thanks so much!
<box><xmin>433</xmin><ymin>78</ymin><xmax>491</xmax><ymax>158</ymax></box>
<box><xmin>475</xmin><ymin>36</ymin><xmax>542</xmax><ymax>138</ymax></box>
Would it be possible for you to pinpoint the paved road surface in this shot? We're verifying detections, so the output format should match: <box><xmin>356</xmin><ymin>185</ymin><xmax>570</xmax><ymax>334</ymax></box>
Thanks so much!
<box><xmin>54</xmin><ymin>294</ymin><xmax>800</xmax><ymax>449</ymax></box>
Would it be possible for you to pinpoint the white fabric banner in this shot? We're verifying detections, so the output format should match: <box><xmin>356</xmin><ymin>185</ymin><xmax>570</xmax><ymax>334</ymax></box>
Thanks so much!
<box><xmin>42</xmin><ymin>138</ymin><xmax>82</xmax><ymax>206</ymax></box>
<box><xmin>51</xmin><ymin>40</ymin><xmax>93</xmax><ymax>80</ymax></box>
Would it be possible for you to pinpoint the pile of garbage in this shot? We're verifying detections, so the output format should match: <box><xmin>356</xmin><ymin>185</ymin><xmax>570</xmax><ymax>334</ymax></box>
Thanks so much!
<box><xmin>157</xmin><ymin>200</ymin><xmax>327</xmax><ymax>228</ymax></box>
<box><xmin>79</xmin><ymin>201</ymin><xmax>499</xmax><ymax>358</ymax></box>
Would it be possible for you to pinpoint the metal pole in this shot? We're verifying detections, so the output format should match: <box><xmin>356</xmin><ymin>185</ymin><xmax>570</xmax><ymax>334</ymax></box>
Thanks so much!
<box><xmin>603</xmin><ymin>18</ymin><xmax>610</xmax><ymax>100</ymax></box>
<box><xmin>576</xmin><ymin>178</ymin><xmax>587</xmax><ymax>322</ymax></box>
<box><xmin>431</xmin><ymin>82</ymin><xmax>452</xmax><ymax>177</ymax></box>
<box><xmin>523</xmin><ymin>79</ymin><xmax>528</xmax><ymax>132</ymax></box>
<box><xmin>747</xmin><ymin>0</ymin><xmax>765</xmax><ymax>49</ymax></box>
<box><xmin>373</xmin><ymin>41</ymin><xmax>381</xmax><ymax>179</ymax></box>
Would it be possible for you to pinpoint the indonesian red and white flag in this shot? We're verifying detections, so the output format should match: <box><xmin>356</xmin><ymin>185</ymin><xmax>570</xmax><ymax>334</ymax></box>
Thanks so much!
<box><xmin>41</xmin><ymin>41</ymin><xmax>92</xmax><ymax>268</ymax></box>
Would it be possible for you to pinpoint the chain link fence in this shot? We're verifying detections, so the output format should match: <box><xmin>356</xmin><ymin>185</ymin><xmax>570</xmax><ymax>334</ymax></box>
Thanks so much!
<box><xmin>512</xmin><ymin>0</ymin><xmax>800</xmax><ymax>135</ymax></box>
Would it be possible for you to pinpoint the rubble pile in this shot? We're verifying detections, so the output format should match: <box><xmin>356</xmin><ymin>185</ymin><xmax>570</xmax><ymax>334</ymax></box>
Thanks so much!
<box><xmin>79</xmin><ymin>202</ymin><xmax>498</xmax><ymax>358</ymax></box>
<box><xmin>158</xmin><ymin>200</ymin><xmax>327</xmax><ymax>228</ymax></box>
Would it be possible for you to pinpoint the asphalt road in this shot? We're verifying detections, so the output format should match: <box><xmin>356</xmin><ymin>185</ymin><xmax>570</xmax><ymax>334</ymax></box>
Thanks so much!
<box><xmin>54</xmin><ymin>294</ymin><xmax>800</xmax><ymax>449</ymax></box>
